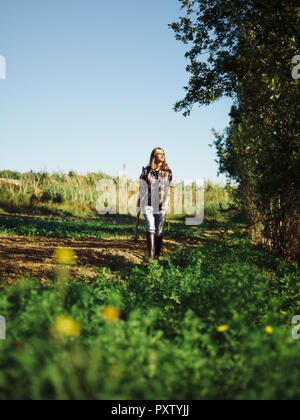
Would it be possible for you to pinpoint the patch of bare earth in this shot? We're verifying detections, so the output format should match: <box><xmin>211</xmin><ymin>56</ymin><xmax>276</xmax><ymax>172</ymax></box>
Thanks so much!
<box><xmin>0</xmin><ymin>234</ymin><xmax>184</xmax><ymax>285</ymax></box>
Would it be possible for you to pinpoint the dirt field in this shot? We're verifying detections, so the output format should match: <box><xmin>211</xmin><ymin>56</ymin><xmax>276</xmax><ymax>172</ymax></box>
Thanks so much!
<box><xmin>0</xmin><ymin>233</ymin><xmax>184</xmax><ymax>285</ymax></box>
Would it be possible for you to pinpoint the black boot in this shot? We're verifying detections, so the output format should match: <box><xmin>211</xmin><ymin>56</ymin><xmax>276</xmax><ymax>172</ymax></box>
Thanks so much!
<box><xmin>154</xmin><ymin>236</ymin><xmax>163</xmax><ymax>260</ymax></box>
<box><xmin>146</xmin><ymin>232</ymin><xmax>155</xmax><ymax>260</ymax></box>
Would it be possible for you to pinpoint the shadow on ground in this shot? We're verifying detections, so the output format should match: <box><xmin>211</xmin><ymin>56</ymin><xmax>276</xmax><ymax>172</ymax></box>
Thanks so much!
<box><xmin>0</xmin><ymin>234</ymin><xmax>182</xmax><ymax>285</ymax></box>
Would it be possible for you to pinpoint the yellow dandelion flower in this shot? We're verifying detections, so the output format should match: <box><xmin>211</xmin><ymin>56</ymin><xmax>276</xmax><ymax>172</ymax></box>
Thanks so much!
<box><xmin>217</xmin><ymin>325</ymin><xmax>229</xmax><ymax>333</ymax></box>
<box><xmin>54</xmin><ymin>316</ymin><xmax>81</xmax><ymax>337</ymax></box>
<box><xmin>280</xmin><ymin>311</ymin><xmax>287</xmax><ymax>316</ymax></box>
<box><xmin>102</xmin><ymin>306</ymin><xmax>121</xmax><ymax>323</ymax></box>
<box><xmin>265</xmin><ymin>326</ymin><xmax>274</xmax><ymax>335</ymax></box>
<box><xmin>54</xmin><ymin>248</ymin><xmax>76</xmax><ymax>265</ymax></box>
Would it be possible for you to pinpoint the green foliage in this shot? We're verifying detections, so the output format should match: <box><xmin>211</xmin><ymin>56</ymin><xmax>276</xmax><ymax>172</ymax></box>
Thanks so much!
<box><xmin>0</xmin><ymin>170</ymin><xmax>22</xmax><ymax>180</ymax></box>
<box><xmin>30</xmin><ymin>194</ymin><xmax>39</xmax><ymax>207</ymax></box>
<box><xmin>53</xmin><ymin>193</ymin><xmax>64</xmax><ymax>205</ymax></box>
<box><xmin>0</xmin><ymin>216</ymin><xmax>139</xmax><ymax>239</ymax></box>
<box><xmin>0</xmin><ymin>168</ymin><xmax>235</xmax><ymax>223</ymax></box>
<box><xmin>204</xmin><ymin>201</ymin><xmax>219</xmax><ymax>218</ymax></box>
<box><xmin>170</xmin><ymin>0</ymin><xmax>300</xmax><ymax>259</ymax></box>
<box><xmin>40</xmin><ymin>191</ymin><xmax>52</xmax><ymax>203</ymax></box>
<box><xmin>0</xmin><ymin>222</ymin><xmax>299</xmax><ymax>400</ymax></box>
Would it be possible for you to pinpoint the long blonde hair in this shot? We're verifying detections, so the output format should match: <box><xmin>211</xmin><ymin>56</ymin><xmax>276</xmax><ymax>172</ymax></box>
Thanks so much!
<box><xmin>149</xmin><ymin>148</ymin><xmax>170</xmax><ymax>171</ymax></box>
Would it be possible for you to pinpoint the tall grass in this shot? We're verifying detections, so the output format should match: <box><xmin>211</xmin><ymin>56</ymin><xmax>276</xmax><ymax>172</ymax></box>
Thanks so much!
<box><xmin>0</xmin><ymin>170</ymin><xmax>237</xmax><ymax>220</ymax></box>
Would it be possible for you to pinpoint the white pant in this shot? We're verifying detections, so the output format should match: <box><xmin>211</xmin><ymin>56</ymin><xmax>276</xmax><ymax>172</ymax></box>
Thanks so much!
<box><xmin>143</xmin><ymin>206</ymin><xmax>166</xmax><ymax>237</ymax></box>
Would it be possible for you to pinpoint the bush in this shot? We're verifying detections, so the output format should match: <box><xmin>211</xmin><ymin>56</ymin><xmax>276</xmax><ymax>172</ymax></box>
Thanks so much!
<box><xmin>30</xmin><ymin>194</ymin><xmax>39</xmax><ymax>207</ymax></box>
<box><xmin>40</xmin><ymin>191</ymin><xmax>52</xmax><ymax>203</ymax></box>
<box><xmin>0</xmin><ymin>170</ymin><xmax>22</xmax><ymax>180</ymax></box>
<box><xmin>53</xmin><ymin>193</ymin><xmax>64</xmax><ymax>204</ymax></box>
<box><xmin>205</xmin><ymin>201</ymin><xmax>219</xmax><ymax>218</ymax></box>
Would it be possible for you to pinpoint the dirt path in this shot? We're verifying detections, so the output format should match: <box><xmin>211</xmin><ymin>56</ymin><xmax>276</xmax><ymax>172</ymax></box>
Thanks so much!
<box><xmin>0</xmin><ymin>234</ymin><xmax>185</xmax><ymax>285</ymax></box>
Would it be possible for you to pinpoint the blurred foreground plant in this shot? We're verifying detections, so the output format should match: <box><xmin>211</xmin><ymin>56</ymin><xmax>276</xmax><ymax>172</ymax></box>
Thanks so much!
<box><xmin>53</xmin><ymin>247</ymin><xmax>76</xmax><ymax>308</ymax></box>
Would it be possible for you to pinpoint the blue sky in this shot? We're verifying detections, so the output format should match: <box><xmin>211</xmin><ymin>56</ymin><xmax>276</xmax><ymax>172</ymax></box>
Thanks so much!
<box><xmin>0</xmin><ymin>0</ymin><xmax>232</xmax><ymax>182</ymax></box>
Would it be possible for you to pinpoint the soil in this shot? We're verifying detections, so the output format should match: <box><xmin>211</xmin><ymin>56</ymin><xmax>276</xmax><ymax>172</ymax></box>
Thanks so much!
<box><xmin>0</xmin><ymin>234</ymin><xmax>184</xmax><ymax>285</ymax></box>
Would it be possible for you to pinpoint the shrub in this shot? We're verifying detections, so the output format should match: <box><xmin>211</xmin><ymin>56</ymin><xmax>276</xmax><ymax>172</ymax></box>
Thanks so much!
<box><xmin>53</xmin><ymin>193</ymin><xmax>64</xmax><ymax>204</ymax></box>
<box><xmin>205</xmin><ymin>201</ymin><xmax>219</xmax><ymax>218</ymax></box>
<box><xmin>30</xmin><ymin>194</ymin><xmax>39</xmax><ymax>207</ymax></box>
<box><xmin>40</xmin><ymin>191</ymin><xmax>52</xmax><ymax>203</ymax></box>
<box><xmin>0</xmin><ymin>170</ymin><xmax>22</xmax><ymax>180</ymax></box>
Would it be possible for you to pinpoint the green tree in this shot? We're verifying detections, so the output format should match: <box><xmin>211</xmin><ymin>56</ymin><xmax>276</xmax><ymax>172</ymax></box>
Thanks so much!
<box><xmin>170</xmin><ymin>0</ymin><xmax>300</xmax><ymax>259</ymax></box>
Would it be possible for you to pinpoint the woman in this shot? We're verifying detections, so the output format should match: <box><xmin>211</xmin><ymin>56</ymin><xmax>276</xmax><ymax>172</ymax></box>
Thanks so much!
<box><xmin>138</xmin><ymin>148</ymin><xmax>172</xmax><ymax>260</ymax></box>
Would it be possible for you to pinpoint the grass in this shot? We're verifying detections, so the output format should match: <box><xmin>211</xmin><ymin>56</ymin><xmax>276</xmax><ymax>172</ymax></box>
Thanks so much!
<box><xmin>0</xmin><ymin>213</ymin><xmax>299</xmax><ymax>400</ymax></box>
<box><xmin>0</xmin><ymin>170</ymin><xmax>237</xmax><ymax>220</ymax></box>
<box><xmin>0</xmin><ymin>214</ymin><xmax>138</xmax><ymax>239</ymax></box>
<box><xmin>0</xmin><ymin>170</ymin><xmax>297</xmax><ymax>400</ymax></box>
